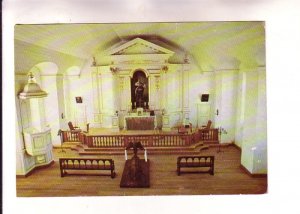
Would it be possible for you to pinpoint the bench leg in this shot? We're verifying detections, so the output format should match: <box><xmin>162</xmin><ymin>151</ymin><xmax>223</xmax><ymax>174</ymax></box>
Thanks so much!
<box><xmin>210</xmin><ymin>167</ymin><xmax>214</xmax><ymax>175</ymax></box>
<box><xmin>111</xmin><ymin>168</ymin><xmax>116</xmax><ymax>178</ymax></box>
<box><xmin>177</xmin><ymin>167</ymin><xmax>181</xmax><ymax>176</ymax></box>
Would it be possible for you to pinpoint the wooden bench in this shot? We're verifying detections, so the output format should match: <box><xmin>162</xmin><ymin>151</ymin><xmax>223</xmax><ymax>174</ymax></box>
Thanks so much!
<box><xmin>177</xmin><ymin>156</ymin><xmax>214</xmax><ymax>176</ymax></box>
<box><xmin>59</xmin><ymin>158</ymin><xmax>116</xmax><ymax>178</ymax></box>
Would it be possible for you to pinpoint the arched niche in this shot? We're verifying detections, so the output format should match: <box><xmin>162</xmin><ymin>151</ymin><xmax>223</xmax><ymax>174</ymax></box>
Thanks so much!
<box><xmin>33</xmin><ymin>62</ymin><xmax>59</xmax><ymax>75</ymax></box>
<box><xmin>66</xmin><ymin>66</ymin><xmax>81</xmax><ymax>76</ymax></box>
<box><xmin>27</xmin><ymin>62</ymin><xmax>59</xmax><ymax>84</ymax></box>
<box><xmin>131</xmin><ymin>69</ymin><xmax>149</xmax><ymax>109</ymax></box>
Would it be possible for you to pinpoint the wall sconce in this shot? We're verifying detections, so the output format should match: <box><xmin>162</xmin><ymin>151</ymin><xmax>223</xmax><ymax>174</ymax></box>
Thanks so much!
<box><xmin>110</xmin><ymin>66</ymin><xmax>119</xmax><ymax>73</ymax></box>
<box><xmin>184</xmin><ymin>53</ymin><xmax>189</xmax><ymax>64</ymax></box>
<box><xmin>92</xmin><ymin>56</ymin><xmax>97</xmax><ymax>66</ymax></box>
<box><xmin>162</xmin><ymin>65</ymin><xmax>168</xmax><ymax>72</ymax></box>
<box><xmin>215</xmin><ymin>109</ymin><xmax>219</xmax><ymax>116</ymax></box>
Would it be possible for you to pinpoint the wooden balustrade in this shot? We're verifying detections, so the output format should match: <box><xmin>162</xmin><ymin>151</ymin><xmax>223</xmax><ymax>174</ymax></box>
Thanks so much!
<box><xmin>61</xmin><ymin>128</ymin><xmax>218</xmax><ymax>148</ymax></box>
<box><xmin>62</xmin><ymin>130</ymin><xmax>81</xmax><ymax>142</ymax></box>
<box><xmin>83</xmin><ymin>133</ymin><xmax>194</xmax><ymax>148</ymax></box>
<box><xmin>198</xmin><ymin>128</ymin><xmax>219</xmax><ymax>143</ymax></box>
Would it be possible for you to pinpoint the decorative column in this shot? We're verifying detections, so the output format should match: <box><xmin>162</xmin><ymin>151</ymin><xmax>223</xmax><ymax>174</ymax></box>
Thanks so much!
<box><xmin>125</xmin><ymin>76</ymin><xmax>132</xmax><ymax>112</ymax></box>
<box><xmin>182</xmin><ymin>64</ymin><xmax>190</xmax><ymax>126</ymax></box>
<box><xmin>154</xmin><ymin>75</ymin><xmax>161</xmax><ymax>110</ymax></box>
<box><xmin>148</xmin><ymin>74</ymin><xmax>156</xmax><ymax>110</ymax></box>
<box><xmin>161</xmin><ymin>67</ymin><xmax>171</xmax><ymax>131</ymax></box>
<box><xmin>91</xmin><ymin>67</ymin><xmax>101</xmax><ymax>127</ymax></box>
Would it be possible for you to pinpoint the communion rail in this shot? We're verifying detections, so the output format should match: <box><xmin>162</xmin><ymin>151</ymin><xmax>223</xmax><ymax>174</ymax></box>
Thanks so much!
<box><xmin>61</xmin><ymin>128</ymin><xmax>218</xmax><ymax>148</ymax></box>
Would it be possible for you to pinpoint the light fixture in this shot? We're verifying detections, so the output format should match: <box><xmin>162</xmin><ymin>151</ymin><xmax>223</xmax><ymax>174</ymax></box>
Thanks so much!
<box><xmin>19</xmin><ymin>72</ymin><xmax>48</xmax><ymax>99</ymax></box>
<box><xmin>184</xmin><ymin>53</ymin><xmax>189</xmax><ymax>63</ymax></box>
<box><xmin>92</xmin><ymin>56</ymin><xmax>97</xmax><ymax>66</ymax></box>
<box><xmin>162</xmin><ymin>65</ymin><xmax>168</xmax><ymax>71</ymax></box>
<box><xmin>110</xmin><ymin>66</ymin><xmax>119</xmax><ymax>73</ymax></box>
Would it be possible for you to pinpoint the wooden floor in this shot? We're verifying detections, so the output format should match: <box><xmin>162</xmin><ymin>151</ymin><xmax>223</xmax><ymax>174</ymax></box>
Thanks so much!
<box><xmin>16</xmin><ymin>146</ymin><xmax>267</xmax><ymax>197</ymax></box>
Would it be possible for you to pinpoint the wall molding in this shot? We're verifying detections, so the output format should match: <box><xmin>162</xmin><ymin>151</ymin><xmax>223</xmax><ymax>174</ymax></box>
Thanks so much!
<box><xmin>231</xmin><ymin>143</ymin><xmax>241</xmax><ymax>151</ymax></box>
<box><xmin>240</xmin><ymin>164</ymin><xmax>267</xmax><ymax>178</ymax></box>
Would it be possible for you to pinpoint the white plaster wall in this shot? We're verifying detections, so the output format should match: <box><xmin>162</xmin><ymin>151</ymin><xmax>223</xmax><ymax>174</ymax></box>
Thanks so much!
<box><xmin>167</xmin><ymin>69</ymin><xmax>181</xmax><ymax>111</ymax></box>
<box><xmin>240</xmin><ymin>68</ymin><xmax>264</xmax><ymax>173</ymax></box>
<box><xmin>234</xmin><ymin>70</ymin><xmax>244</xmax><ymax>148</ymax></box>
<box><xmin>241</xmin><ymin>69</ymin><xmax>257</xmax><ymax>172</ymax></box>
<box><xmin>75</xmin><ymin>73</ymin><xmax>94</xmax><ymax>128</ymax></box>
<box><xmin>66</xmin><ymin>73</ymin><xmax>94</xmax><ymax>129</ymax></box>
<box><xmin>253</xmin><ymin>67</ymin><xmax>267</xmax><ymax>173</ymax></box>
<box><xmin>213</xmin><ymin>71</ymin><xmax>223</xmax><ymax>128</ymax></box>
<box><xmin>188</xmin><ymin>70</ymin><xmax>214</xmax><ymax>127</ymax></box>
<box><xmin>64</xmin><ymin>75</ymin><xmax>82</xmax><ymax>127</ymax></box>
<box><xmin>55</xmin><ymin>70</ymin><xmax>94</xmax><ymax>131</ymax></box>
<box><xmin>41</xmin><ymin>75</ymin><xmax>61</xmax><ymax>146</ymax></box>
<box><xmin>101</xmin><ymin>72</ymin><xmax>116</xmax><ymax>113</ymax></box>
<box><xmin>166</xmin><ymin>68</ymin><xmax>182</xmax><ymax>127</ymax></box>
<box><xmin>219</xmin><ymin>70</ymin><xmax>238</xmax><ymax>143</ymax></box>
<box><xmin>211</xmin><ymin>70</ymin><xmax>238</xmax><ymax>143</ymax></box>
<box><xmin>56</xmin><ymin>75</ymin><xmax>68</xmax><ymax>130</ymax></box>
<box><xmin>64</xmin><ymin>65</ymin><xmax>119</xmax><ymax>129</ymax></box>
<box><xmin>63</xmin><ymin>75</ymin><xmax>72</xmax><ymax>120</ymax></box>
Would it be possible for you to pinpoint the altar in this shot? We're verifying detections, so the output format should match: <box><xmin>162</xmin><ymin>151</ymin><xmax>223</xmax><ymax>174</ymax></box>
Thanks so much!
<box><xmin>124</xmin><ymin>114</ymin><xmax>157</xmax><ymax>130</ymax></box>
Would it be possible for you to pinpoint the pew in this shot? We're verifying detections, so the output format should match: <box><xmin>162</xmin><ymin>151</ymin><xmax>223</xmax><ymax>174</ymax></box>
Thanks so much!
<box><xmin>177</xmin><ymin>156</ymin><xmax>214</xmax><ymax>176</ymax></box>
<box><xmin>59</xmin><ymin>158</ymin><xmax>116</xmax><ymax>178</ymax></box>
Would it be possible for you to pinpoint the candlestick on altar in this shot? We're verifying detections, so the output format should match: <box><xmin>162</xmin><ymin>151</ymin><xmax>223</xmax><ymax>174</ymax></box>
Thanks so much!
<box><xmin>125</xmin><ymin>150</ymin><xmax>128</xmax><ymax>160</ymax></box>
<box><xmin>144</xmin><ymin>149</ymin><xmax>147</xmax><ymax>162</ymax></box>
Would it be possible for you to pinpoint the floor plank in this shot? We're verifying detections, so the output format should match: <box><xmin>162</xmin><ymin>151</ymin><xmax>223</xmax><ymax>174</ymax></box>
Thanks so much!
<box><xmin>16</xmin><ymin>146</ymin><xmax>267</xmax><ymax>197</ymax></box>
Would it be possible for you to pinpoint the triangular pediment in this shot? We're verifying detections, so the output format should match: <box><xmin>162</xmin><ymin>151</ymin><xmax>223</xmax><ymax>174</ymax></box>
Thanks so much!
<box><xmin>107</xmin><ymin>38</ymin><xmax>174</xmax><ymax>56</ymax></box>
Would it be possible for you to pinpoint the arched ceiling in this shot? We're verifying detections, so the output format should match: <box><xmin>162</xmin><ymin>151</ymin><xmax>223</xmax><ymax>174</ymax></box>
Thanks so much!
<box><xmin>15</xmin><ymin>22</ymin><xmax>265</xmax><ymax>71</ymax></box>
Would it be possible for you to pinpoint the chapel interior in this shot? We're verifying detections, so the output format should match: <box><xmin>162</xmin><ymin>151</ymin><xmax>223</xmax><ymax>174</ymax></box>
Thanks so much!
<box><xmin>14</xmin><ymin>22</ymin><xmax>267</xmax><ymax>196</ymax></box>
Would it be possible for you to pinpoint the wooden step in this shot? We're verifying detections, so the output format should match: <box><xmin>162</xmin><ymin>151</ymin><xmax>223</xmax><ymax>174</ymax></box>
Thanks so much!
<box><xmin>78</xmin><ymin>150</ymin><xmax>202</xmax><ymax>156</ymax></box>
<box><xmin>206</xmin><ymin>142</ymin><xmax>233</xmax><ymax>147</ymax></box>
<box><xmin>54</xmin><ymin>141</ymin><xmax>82</xmax><ymax>149</ymax></box>
<box><xmin>68</xmin><ymin>141</ymin><xmax>212</xmax><ymax>156</ymax></box>
<box><xmin>75</xmin><ymin>145</ymin><xmax>210</xmax><ymax>156</ymax></box>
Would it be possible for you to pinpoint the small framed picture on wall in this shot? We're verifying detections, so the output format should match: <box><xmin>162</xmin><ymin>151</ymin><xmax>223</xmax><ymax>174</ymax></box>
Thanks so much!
<box><xmin>75</xmin><ymin>97</ymin><xmax>83</xmax><ymax>103</ymax></box>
